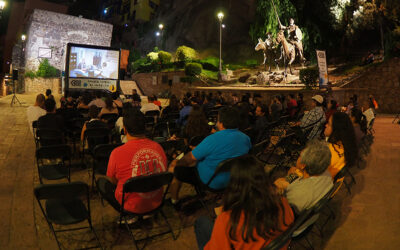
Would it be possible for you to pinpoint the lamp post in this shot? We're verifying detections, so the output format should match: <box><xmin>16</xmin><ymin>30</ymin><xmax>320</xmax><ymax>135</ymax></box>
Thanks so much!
<box><xmin>0</xmin><ymin>1</ymin><xmax>6</xmax><ymax>18</ymax></box>
<box><xmin>217</xmin><ymin>12</ymin><xmax>224</xmax><ymax>82</ymax></box>
<box><xmin>158</xmin><ymin>23</ymin><xmax>164</xmax><ymax>49</ymax></box>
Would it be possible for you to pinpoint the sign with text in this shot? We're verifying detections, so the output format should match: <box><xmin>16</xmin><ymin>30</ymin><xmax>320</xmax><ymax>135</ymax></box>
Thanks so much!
<box><xmin>316</xmin><ymin>50</ymin><xmax>328</xmax><ymax>88</ymax></box>
<box><xmin>68</xmin><ymin>78</ymin><xmax>117</xmax><ymax>92</ymax></box>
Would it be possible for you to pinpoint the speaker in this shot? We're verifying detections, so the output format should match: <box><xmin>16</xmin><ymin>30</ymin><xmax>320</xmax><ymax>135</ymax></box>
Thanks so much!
<box><xmin>12</xmin><ymin>69</ymin><xmax>18</xmax><ymax>81</ymax></box>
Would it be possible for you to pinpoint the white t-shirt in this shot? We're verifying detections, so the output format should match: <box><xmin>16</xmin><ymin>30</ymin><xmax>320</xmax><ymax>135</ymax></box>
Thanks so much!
<box><xmin>140</xmin><ymin>103</ymin><xmax>159</xmax><ymax>114</ymax></box>
<box><xmin>27</xmin><ymin>106</ymin><xmax>46</xmax><ymax>134</ymax></box>
<box><xmin>363</xmin><ymin>108</ymin><xmax>375</xmax><ymax>127</ymax></box>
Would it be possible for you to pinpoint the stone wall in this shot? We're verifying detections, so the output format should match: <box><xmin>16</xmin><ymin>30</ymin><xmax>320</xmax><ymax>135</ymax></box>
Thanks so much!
<box><xmin>343</xmin><ymin>57</ymin><xmax>400</xmax><ymax>113</ymax></box>
<box><xmin>21</xmin><ymin>9</ymin><xmax>112</xmax><ymax>72</ymax></box>
<box><xmin>24</xmin><ymin>77</ymin><xmax>61</xmax><ymax>94</ymax></box>
<box><xmin>132</xmin><ymin>71</ymin><xmax>204</xmax><ymax>97</ymax></box>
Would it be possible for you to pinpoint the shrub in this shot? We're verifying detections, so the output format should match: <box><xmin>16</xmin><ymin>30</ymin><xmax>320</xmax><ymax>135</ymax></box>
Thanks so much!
<box><xmin>176</xmin><ymin>45</ymin><xmax>197</xmax><ymax>62</ymax></box>
<box><xmin>25</xmin><ymin>71</ymin><xmax>36</xmax><ymax>79</ymax></box>
<box><xmin>200</xmin><ymin>57</ymin><xmax>220</xmax><ymax>71</ymax></box>
<box><xmin>245</xmin><ymin>59</ymin><xmax>258</xmax><ymax>68</ymax></box>
<box><xmin>299</xmin><ymin>67</ymin><xmax>319</xmax><ymax>88</ymax></box>
<box><xmin>132</xmin><ymin>57</ymin><xmax>151</xmax><ymax>72</ymax></box>
<box><xmin>147</xmin><ymin>52</ymin><xmax>159</xmax><ymax>62</ymax></box>
<box><xmin>185</xmin><ymin>62</ymin><xmax>202</xmax><ymax>76</ymax></box>
<box><xmin>36</xmin><ymin>59</ymin><xmax>59</xmax><ymax>78</ymax></box>
<box><xmin>158</xmin><ymin>51</ymin><xmax>172</xmax><ymax>64</ymax></box>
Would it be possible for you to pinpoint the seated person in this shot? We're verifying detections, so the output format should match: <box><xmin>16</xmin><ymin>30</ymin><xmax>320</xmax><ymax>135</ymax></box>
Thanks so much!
<box><xmin>96</xmin><ymin>110</ymin><xmax>167</xmax><ymax>218</ymax></box>
<box><xmin>77</xmin><ymin>92</ymin><xmax>92</xmax><ymax>110</ymax></box>
<box><xmin>275</xmin><ymin>140</ymin><xmax>333</xmax><ymax>213</ymax></box>
<box><xmin>88</xmin><ymin>91</ymin><xmax>106</xmax><ymax>108</ymax></box>
<box><xmin>152</xmin><ymin>94</ymin><xmax>162</xmax><ymax>107</ymax></box>
<box><xmin>350</xmin><ymin>108</ymin><xmax>367</xmax><ymax>147</ymax></box>
<box><xmin>325</xmin><ymin>99</ymin><xmax>337</xmax><ymax>122</ymax></box>
<box><xmin>195</xmin><ymin>155</ymin><xmax>294</xmax><ymax>249</ymax></box>
<box><xmin>287</xmin><ymin>94</ymin><xmax>298</xmax><ymax>117</ymax></box>
<box><xmin>168</xmin><ymin>107</ymin><xmax>252</xmax><ymax>204</ymax></box>
<box><xmin>299</xmin><ymin>95</ymin><xmax>326</xmax><ymax>140</ymax></box>
<box><xmin>181</xmin><ymin>105</ymin><xmax>210</xmax><ymax>143</ymax></box>
<box><xmin>177</xmin><ymin>98</ymin><xmax>192</xmax><ymax>127</ymax></box>
<box><xmin>324</xmin><ymin>112</ymin><xmax>358</xmax><ymax>178</ymax></box>
<box><xmin>253</xmin><ymin>104</ymin><xmax>269</xmax><ymax>143</ymax></box>
<box><xmin>362</xmin><ymin>100</ymin><xmax>375</xmax><ymax>127</ymax></box>
<box><xmin>140</xmin><ymin>96</ymin><xmax>160</xmax><ymax>114</ymax></box>
<box><xmin>270</xmin><ymin>96</ymin><xmax>282</xmax><ymax>121</ymax></box>
<box><xmin>99</xmin><ymin>96</ymin><xmax>119</xmax><ymax>118</ymax></box>
<box><xmin>81</xmin><ymin>105</ymin><xmax>108</xmax><ymax>142</ymax></box>
<box><xmin>132</xmin><ymin>89</ymin><xmax>141</xmax><ymax>103</ymax></box>
<box><xmin>27</xmin><ymin>94</ymin><xmax>46</xmax><ymax>134</ymax></box>
<box><xmin>112</xmin><ymin>92</ymin><xmax>123</xmax><ymax>108</ymax></box>
<box><xmin>161</xmin><ymin>95</ymin><xmax>180</xmax><ymax>118</ymax></box>
<box><xmin>37</xmin><ymin>98</ymin><xmax>64</xmax><ymax>131</ymax></box>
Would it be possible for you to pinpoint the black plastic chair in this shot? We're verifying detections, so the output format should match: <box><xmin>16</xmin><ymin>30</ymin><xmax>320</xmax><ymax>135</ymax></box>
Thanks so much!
<box><xmin>92</xmin><ymin>144</ymin><xmax>122</xmax><ymax>188</ymax></box>
<box><xmin>151</xmin><ymin>122</ymin><xmax>169</xmax><ymax>142</ymax></box>
<box><xmin>99</xmin><ymin>113</ymin><xmax>119</xmax><ymax>130</ymax></box>
<box><xmin>34</xmin><ymin>182</ymin><xmax>102</xmax><ymax>250</ymax></box>
<box><xmin>120</xmin><ymin>172</ymin><xmax>177</xmax><ymax>250</ymax></box>
<box><xmin>36</xmin><ymin>144</ymin><xmax>72</xmax><ymax>184</ymax></box>
<box><xmin>36</xmin><ymin>129</ymin><xmax>64</xmax><ymax>147</ymax></box>
<box><xmin>82</xmin><ymin>127</ymin><xmax>110</xmax><ymax>156</ymax></box>
<box><xmin>159</xmin><ymin>139</ymin><xmax>186</xmax><ymax>163</ymax></box>
<box><xmin>333</xmin><ymin>165</ymin><xmax>355</xmax><ymax>195</ymax></box>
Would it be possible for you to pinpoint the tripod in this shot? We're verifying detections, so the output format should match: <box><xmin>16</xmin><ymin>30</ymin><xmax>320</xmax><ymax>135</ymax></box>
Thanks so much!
<box><xmin>10</xmin><ymin>80</ymin><xmax>21</xmax><ymax>107</ymax></box>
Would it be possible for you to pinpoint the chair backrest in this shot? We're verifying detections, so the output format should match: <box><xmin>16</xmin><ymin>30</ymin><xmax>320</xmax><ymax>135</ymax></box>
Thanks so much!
<box><xmin>250</xmin><ymin>138</ymin><xmax>270</xmax><ymax>156</ymax></box>
<box><xmin>84</xmin><ymin>127</ymin><xmax>110</xmax><ymax>150</ymax></box>
<box><xmin>145</xmin><ymin>110</ymin><xmax>160</xmax><ymax>117</ymax></box>
<box><xmin>93</xmin><ymin>143</ymin><xmax>122</xmax><ymax>174</ymax></box>
<box><xmin>206</xmin><ymin>158</ymin><xmax>235</xmax><ymax>188</ymax></box>
<box><xmin>333</xmin><ymin>166</ymin><xmax>347</xmax><ymax>183</ymax></box>
<box><xmin>167</xmin><ymin>112</ymin><xmax>180</xmax><ymax>121</ymax></box>
<box><xmin>34</xmin><ymin>181</ymin><xmax>88</xmax><ymax>201</ymax></box>
<box><xmin>100</xmin><ymin>113</ymin><xmax>119</xmax><ymax>121</ymax></box>
<box><xmin>122</xmin><ymin>172</ymin><xmax>173</xmax><ymax>195</ymax></box>
<box><xmin>36</xmin><ymin>144</ymin><xmax>71</xmax><ymax>160</ymax></box>
<box><xmin>37</xmin><ymin>129</ymin><xmax>64</xmax><ymax>146</ymax></box>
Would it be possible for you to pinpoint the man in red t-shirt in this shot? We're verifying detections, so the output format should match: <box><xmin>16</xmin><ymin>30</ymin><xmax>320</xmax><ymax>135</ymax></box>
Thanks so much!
<box><xmin>97</xmin><ymin>110</ymin><xmax>167</xmax><ymax>216</ymax></box>
<box><xmin>287</xmin><ymin>94</ymin><xmax>298</xmax><ymax>117</ymax></box>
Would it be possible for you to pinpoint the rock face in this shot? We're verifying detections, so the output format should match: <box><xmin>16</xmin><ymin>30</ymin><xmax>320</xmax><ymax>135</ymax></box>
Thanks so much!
<box><xmin>139</xmin><ymin>0</ymin><xmax>257</xmax><ymax>61</ymax></box>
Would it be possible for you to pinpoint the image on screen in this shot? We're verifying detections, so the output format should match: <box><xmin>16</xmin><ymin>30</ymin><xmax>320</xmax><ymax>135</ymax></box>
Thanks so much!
<box><xmin>69</xmin><ymin>47</ymin><xmax>119</xmax><ymax>79</ymax></box>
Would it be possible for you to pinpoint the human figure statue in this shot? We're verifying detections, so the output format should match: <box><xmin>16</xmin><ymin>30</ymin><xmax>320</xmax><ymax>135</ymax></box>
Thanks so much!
<box><xmin>255</xmin><ymin>32</ymin><xmax>276</xmax><ymax>72</ymax></box>
<box><xmin>280</xmin><ymin>18</ymin><xmax>306</xmax><ymax>64</ymax></box>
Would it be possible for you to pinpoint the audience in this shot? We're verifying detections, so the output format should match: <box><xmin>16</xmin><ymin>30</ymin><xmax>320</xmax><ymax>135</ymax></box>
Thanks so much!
<box><xmin>299</xmin><ymin>95</ymin><xmax>326</xmax><ymax>140</ymax></box>
<box><xmin>161</xmin><ymin>95</ymin><xmax>180</xmax><ymax>117</ymax></box>
<box><xmin>140</xmin><ymin>96</ymin><xmax>160</xmax><ymax>114</ymax></box>
<box><xmin>27</xmin><ymin>94</ymin><xmax>46</xmax><ymax>134</ymax></box>
<box><xmin>324</xmin><ymin>112</ymin><xmax>358</xmax><ymax>178</ymax></box>
<box><xmin>350</xmin><ymin>108</ymin><xmax>367</xmax><ymax>147</ymax></box>
<box><xmin>45</xmin><ymin>89</ymin><xmax>52</xmax><ymax>99</ymax></box>
<box><xmin>111</xmin><ymin>92</ymin><xmax>123</xmax><ymax>108</ymax></box>
<box><xmin>297</xmin><ymin>93</ymin><xmax>304</xmax><ymax>111</ymax></box>
<box><xmin>97</xmin><ymin>110</ymin><xmax>167</xmax><ymax>222</ymax></box>
<box><xmin>115</xmin><ymin>102</ymin><xmax>133</xmax><ymax>143</ymax></box>
<box><xmin>77</xmin><ymin>92</ymin><xmax>92</xmax><ymax>110</ymax></box>
<box><xmin>270</xmin><ymin>96</ymin><xmax>282</xmax><ymax>121</ymax></box>
<box><xmin>195</xmin><ymin>155</ymin><xmax>294</xmax><ymax>249</ymax></box>
<box><xmin>363</xmin><ymin>100</ymin><xmax>375</xmax><ymax>127</ymax></box>
<box><xmin>287</xmin><ymin>94</ymin><xmax>298</xmax><ymax>117</ymax></box>
<box><xmin>152</xmin><ymin>95</ymin><xmax>162</xmax><ymax>107</ymax></box>
<box><xmin>177</xmin><ymin>98</ymin><xmax>192</xmax><ymax>126</ymax></box>
<box><xmin>182</xmin><ymin>105</ymin><xmax>210</xmax><ymax>142</ymax></box>
<box><xmin>325</xmin><ymin>99</ymin><xmax>338</xmax><ymax>122</ymax></box>
<box><xmin>168</xmin><ymin>107</ymin><xmax>251</xmax><ymax>204</ymax></box>
<box><xmin>37</xmin><ymin>98</ymin><xmax>64</xmax><ymax>131</ymax></box>
<box><xmin>88</xmin><ymin>91</ymin><xmax>106</xmax><ymax>108</ymax></box>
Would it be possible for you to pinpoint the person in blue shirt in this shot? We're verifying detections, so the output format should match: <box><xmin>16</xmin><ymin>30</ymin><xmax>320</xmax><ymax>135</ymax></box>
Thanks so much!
<box><xmin>168</xmin><ymin>107</ymin><xmax>252</xmax><ymax>204</ymax></box>
<box><xmin>177</xmin><ymin>98</ymin><xmax>192</xmax><ymax>126</ymax></box>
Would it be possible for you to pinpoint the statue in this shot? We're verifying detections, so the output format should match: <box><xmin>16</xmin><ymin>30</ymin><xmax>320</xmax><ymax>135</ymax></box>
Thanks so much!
<box><xmin>275</xmin><ymin>30</ymin><xmax>295</xmax><ymax>75</ymax></box>
<box><xmin>255</xmin><ymin>32</ymin><xmax>276</xmax><ymax>72</ymax></box>
<box><xmin>280</xmin><ymin>18</ymin><xmax>306</xmax><ymax>64</ymax></box>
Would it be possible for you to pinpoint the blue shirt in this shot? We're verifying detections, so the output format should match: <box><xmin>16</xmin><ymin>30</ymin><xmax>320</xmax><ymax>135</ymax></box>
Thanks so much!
<box><xmin>177</xmin><ymin>106</ymin><xmax>192</xmax><ymax>126</ymax></box>
<box><xmin>192</xmin><ymin>129</ymin><xmax>252</xmax><ymax>189</ymax></box>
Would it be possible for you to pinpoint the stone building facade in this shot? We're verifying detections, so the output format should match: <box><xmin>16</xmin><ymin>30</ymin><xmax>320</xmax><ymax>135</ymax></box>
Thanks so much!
<box><xmin>21</xmin><ymin>9</ymin><xmax>113</xmax><ymax>72</ymax></box>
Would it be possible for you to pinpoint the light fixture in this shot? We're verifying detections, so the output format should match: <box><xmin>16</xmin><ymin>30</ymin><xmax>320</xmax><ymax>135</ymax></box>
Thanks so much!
<box><xmin>156</xmin><ymin>31</ymin><xmax>160</xmax><ymax>37</ymax></box>
<box><xmin>21</xmin><ymin>34</ymin><xmax>26</xmax><ymax>41</ymax></box>
<box><xmin>103</xmin><ymin>8</ymin><xmax>107</xmax><ymax>14</ymax></box>
<box><xmin>217</xmin><ymin>12</ymin><xmax>224</xmax><ymax>21</ymax></box>
<box><xmin>0</xmin><ymin>1</ymin><xmax>6</xmax><ymax>11</ymax></box>
<box><xmin>159</xmin><ymin>23</ymin><xmax>164</xmax><ymax>30</ymax></box>
<box><xmin>222</xmin><ymin>24</ymin><xmax>226</xmax><ymax>28</ymax></box>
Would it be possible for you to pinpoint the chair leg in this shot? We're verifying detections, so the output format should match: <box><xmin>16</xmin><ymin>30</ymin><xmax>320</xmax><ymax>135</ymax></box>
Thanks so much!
<box><xmin>88</xmin><ymin>219</ymin><xmax>103</xmax><ymax>250</ymax></box>
<box><xmin>160</xmin><ymin>209</ymin><xmax>177</xmax><ymax>240</ymax></box>
<box><xmin>124</xmin><ymin>217</ymin><xmax>140</xmax><ymax>250</ymax></box>
<box><xmin>48</xmin><ymin>223</ymin><xmax>62</xmax><ymax>250</ymax></box>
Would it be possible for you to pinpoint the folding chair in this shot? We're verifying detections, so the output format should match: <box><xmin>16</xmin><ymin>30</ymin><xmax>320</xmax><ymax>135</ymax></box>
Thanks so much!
<box><xmin>120</xmin><ymin>172</ymin><xmax>177</xmax><ymax>250</ymax></box>
<box><xmin>152</xmin><ymin>122</ymin><xmax>169</xmax><ymax>142</ymax></box>
<box><xmin>36</xmin><ymin>129</ymin><xmax>64</xmax><ymax>147</ymax></box>
<box><xmin>334</xmin><ymin>165</ymin><xmax>355</xmax><ymax>195</ymax></box>
<box><xmin>92</xmin><ymin>144</ymin><xmax>122</xmax><ymax>188</ymax></box>
<box><xmin>82</xmin><ymin>127</ymin><xmax>111</xmax><ymax>165</ymax></box>
<box><xmin>36</xmin><ymin>144</ymin><xmax>72</xmax><ymax>184</ymax></box>
<box><xmin>34</xmin><ymin>182</ymin><xmax>102</xmax><ymax>250</ymax></box>
<box><xmin>159</xmin><ymin>139</ymin><xmax>186</xmax><ymax>163</ymax></box>
<box><xmin>99</xmin><ymin>113</ymin><xmax>119</xmax><ymax>130</ymax></box>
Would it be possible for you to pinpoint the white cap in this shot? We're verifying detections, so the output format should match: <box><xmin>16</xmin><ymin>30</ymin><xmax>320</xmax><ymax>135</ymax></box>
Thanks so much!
<box><xmin>312</xmin><ymin>95</ymin><xmax>324</xmax><ymax>104</ymax></box>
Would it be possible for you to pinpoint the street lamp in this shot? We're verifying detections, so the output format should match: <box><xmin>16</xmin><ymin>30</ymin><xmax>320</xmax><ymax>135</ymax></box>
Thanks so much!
<box><xmin>217</xmin><ymin>12</ymin><xmax>224</xmax><ymax>81</ymax></box>
<box><xmin>158</xmin><ymin>23</ymin><xmax>164</xmax><ymax>30</ymax></box>
<box><xmin>0</xmin><ymin>1</ymin><xmax>6</xmax><ymax>18</ymax></box>
<box><xmin>158</xmin><ymin>23</ymin><xmax>164</xmax><ymax>49</ymax></box>
<box><xmin>21</xmin><ymin>34</ymin><xmax>26</xmax><ymax>42</ymax></box>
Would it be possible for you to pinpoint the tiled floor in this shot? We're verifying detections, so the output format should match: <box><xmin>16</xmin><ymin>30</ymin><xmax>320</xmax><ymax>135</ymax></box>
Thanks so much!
<box><xmin>0</xmin><ymin>93</ymin><xmax>399</xmax><ymax>249</ymax></box>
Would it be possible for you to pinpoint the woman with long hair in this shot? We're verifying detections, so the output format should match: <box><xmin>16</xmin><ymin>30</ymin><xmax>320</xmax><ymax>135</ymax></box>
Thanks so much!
<box><xmin>324</xmin><ymin>112</ymin><xmax>358</xmax><ymax>178</ymax></box>
<box><xmin>195</xmin><ymin>155</ymin><xmax>294</xmax><ymax>249</ymax></box>
<box><xmin>350</xmin><ymin>108</ymin><xmax>367</xmax><ymax>146</ymax></box>
<box><xmin>161</xmin><ymin>94</ymin><xmax>180</xmax><ymax>118</ymax></box>
<box><xmin>325</xmin><ymin>99</ymin><xmax>337</xmax><ymax>122</ymax></box>
<box><xmin>99</xmin><ymin>95</ymin><xmax>119</xmax><ymax>117</ymax></box>
<box><xmin>184</xmin><ymin>105</ymin><xmax>210</xmax><ymax>141</ymax></box>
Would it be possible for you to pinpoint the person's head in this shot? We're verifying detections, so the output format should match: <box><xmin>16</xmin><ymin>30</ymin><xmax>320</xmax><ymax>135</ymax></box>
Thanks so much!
<box><xmin>311</xmin><ymin>95</ymin><xmax>324</xmax><ymax>107</ymax></box>
<box><xmin>45</xmin><ymin>89</ymin><xmax>52</xmax><ymax>97</ymax></box>
<box><xmin>298</xmin><ymin>93</ymin><xmax>303</xmax><ymax>100</ymax></box>
<box><xmin>105</xmin><ymin>96</ymin><xmax>114</xmax><ymax>110</ymax></box>
<box><xmin>290</xmin><ymin>18</ymin><xmax>294</xmax><ymax>25</ymax></box>
<box><xmin>148</xmin><ymin>96</ymin><xmax>154</xmax><ymax>102</ymax></box>
<box><xmin>223</xmin><ymin>154</ymin><xmax>283</xmax><ymax>242</ymax></box>
<box><xmin>89</xmin><ymin>105</ymin><xmax>99</xmax><ymax>118</ymax></box>
<box><xmin>182</xmin><ymin>97</ymin><xmax>191</xmax><ymax>106</ymax></box>
<box><xmin>123</xmin><ymin>109</ymin><xmax>146</xmax><ymax>137</ymax></box>
<box><xmin>152</xmin><ymin>94</ymin><xmax>158</xmax><ymax>101</ymax></box>
<box><xmin>350</xmin><ymin>108</ymin><xmax>367</xmax><ymax>133</ymax></box>
<box><xmin>185</xmin><ymin>92</ymin><xmax>192</xmax><ymax>99</ymax></box>
<box><xmin>186</xmin><ymin>105</ymin><xmax>209</xmax><ymax>137</ymax></box>
<box><xmin>273</xmin><ymin>95</ymin><xmax>281</xmax><ymax>103</ymax></box>
<box><xmin>299</xmin><ymin>140</ymin><xmax>332</xmax><ymax>176</ymax></box>
<box><xmin>289</xmin><ymin>94</ymin><xmax>295</xmax><ymax>100</ymax></box>
<box><xmin>328</xmin><ymin>100</ymin><xmax>337</xmax><ymax>110</ymax></box>
<box><xmin>35</xmin><ymin>94</ymin><xmax>45</xmax><ymax>108</ymax></box>
<box><xmin>255</xmin><ymin>105</ymin><xmax>267</xmax><ymax>117</ymax></box>
<box><xmin>95</xmin><ymin>91</ymin><xmax>102</xmax><ymax>99</ymax></box>
<box><xmin>217</xmin><ymin>107</ymin><xmax>239</xmax><ymax>130</ymax></box>
<box><xmin>241</xmin><ymin>94</ymin><xmax>249</xmax><ymax>103</ymax></box>
<box><xmin>121</xmin><ymin>102</ymin><xmax>133</xmax><ymax>116</ymax></box>
<box><xmin>169</xmin><ymin>94</ymin><xmax>179</xmax><ymax>109</ymax></box>
<box><xmin>325</xmin><ymin>112</ymin><xmax>358</xmax><ymax>167</ymax></box>
<box><xmin>132</xmin><ymin>89</ymin><xmax>137</xmax><ymax>95</ymax></box>
<box><xmin>44</xmin><ymin>98</ymin><xmax>56</xmax><ymax>113</ymax></box>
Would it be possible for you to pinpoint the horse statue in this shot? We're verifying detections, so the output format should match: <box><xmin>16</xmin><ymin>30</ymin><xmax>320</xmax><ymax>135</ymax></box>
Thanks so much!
<box><xmin>255</xmin><ymin>38</ymin><xmax>276</xmax><ymax>72</ymax></box>
<box><xmin>275</xmin><ymin>30</ymin><xmax>296</xmax><ymax>75</ymax></box>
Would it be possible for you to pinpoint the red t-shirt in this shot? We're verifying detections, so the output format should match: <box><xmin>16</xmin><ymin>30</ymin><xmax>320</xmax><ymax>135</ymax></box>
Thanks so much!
<box><xmin>205</xmin><ymin>197</ymin><xmax>294</xmax><ymax>250</ymax></box>
<box><xmin>287</xmin><ymin>99</ymin><xmax>298</xmax><ymax>117</ymax></box>
<box><xmin>107</xmin><ymin>138</ymin><xmax>168</xmax><ymax>213</ymax></box>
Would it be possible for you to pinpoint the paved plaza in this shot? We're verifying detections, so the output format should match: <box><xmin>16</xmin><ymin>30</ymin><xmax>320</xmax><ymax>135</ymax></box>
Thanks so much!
<box><xmin>0</xmin><ymin>93</ymin><xmax>399</xmax><ymax>249</ymax></box>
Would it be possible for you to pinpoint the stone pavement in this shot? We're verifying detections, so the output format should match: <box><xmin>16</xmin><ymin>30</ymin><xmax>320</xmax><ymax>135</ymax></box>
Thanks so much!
<box><xmin>0</xmin><ymin>93</ymin><xmax>399</xmax><ymax>249</ymax></box>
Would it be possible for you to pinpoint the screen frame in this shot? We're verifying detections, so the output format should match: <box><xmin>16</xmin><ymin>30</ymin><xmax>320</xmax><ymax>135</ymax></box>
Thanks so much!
<box><xmin>65</xmin><ymin>43</ymin><xmax>121</xmax><ymax>93</ymax></box>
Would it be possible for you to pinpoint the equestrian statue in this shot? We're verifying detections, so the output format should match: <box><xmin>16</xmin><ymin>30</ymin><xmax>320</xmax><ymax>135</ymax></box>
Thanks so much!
<box><xmin>255</xmin><ymin>32</ymin><xmax>276</xmax><ymax>72</ymax></box>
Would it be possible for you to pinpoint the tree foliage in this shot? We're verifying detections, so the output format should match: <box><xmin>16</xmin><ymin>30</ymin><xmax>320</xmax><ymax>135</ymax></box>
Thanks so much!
<box><xmin>175</xmin><ymin>46</ymin><xmax>197</xmax><ymax>62</ymax></box>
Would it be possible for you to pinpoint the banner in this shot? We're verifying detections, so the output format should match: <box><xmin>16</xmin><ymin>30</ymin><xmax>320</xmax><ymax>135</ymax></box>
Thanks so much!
<box><xmin>120</xmin><ymin>49</ymin><xmax>129</xmax><ymax>70</ymax></box>
<box><xmin>316</xmin><ymin>50</ymin><xmax>328</xmax><ymax>88</ymax></box>
<box><xmin>68</xmin><ymin>78</ymin><xmax>117</xmax><ymax>92</ymax></box>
